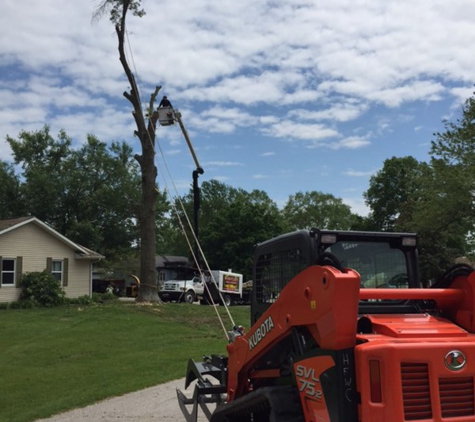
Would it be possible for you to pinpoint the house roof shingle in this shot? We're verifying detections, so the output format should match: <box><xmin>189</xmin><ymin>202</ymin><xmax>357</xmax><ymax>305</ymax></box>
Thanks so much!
<box><xmin>0</xmin><ymin>217</ymin><xmax>104</xmax><ymax>260</ymax></box>
<box><xmin>0</xmin><ymin>217</ymin><xmax>32</xmax><ymax>231</ymax></box>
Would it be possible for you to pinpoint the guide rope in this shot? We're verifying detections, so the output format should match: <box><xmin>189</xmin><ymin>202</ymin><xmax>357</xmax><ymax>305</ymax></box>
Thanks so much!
<box><xmin>122</xmin><ymin>28</ymin><xmax>236</xmax><ymax>339</ymax></box>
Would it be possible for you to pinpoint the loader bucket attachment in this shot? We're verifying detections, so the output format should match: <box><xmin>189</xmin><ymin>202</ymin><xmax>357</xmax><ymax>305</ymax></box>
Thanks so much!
<box><xmin>177</xmin><ymin>357</ymin><xmax>227</xmax><ymax>422</ymax></box>
<box><xmin>209</xmin><ymin>386</ymin><xmax>304</xmax><ymax>422</ymax></box>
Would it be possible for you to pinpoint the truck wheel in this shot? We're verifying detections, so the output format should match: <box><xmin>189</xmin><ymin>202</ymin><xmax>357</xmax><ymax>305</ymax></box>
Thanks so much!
<box><xmin>223</xmin><ymin>294</ymin><xmax>234</xmax><ymax>307</ymax></box>
<box><xmin>183</xmin><ymin>290</ymin><xmax>196</xmax><ymax>304</ymax></box>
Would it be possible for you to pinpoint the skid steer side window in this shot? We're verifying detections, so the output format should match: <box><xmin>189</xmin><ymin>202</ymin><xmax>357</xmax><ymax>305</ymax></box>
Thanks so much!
<box><xmin>255</xmin><ymin>247</ymin><xmax>307</xmax><ymax>303</ymax></box>
<box><xmin>325</xmin><ymin>241</ymin><xmax>409</xmax><ymax>288</ymax></box>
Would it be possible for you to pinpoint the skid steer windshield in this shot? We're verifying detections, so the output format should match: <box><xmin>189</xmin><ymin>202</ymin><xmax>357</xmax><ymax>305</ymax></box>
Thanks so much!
<box><xmin>325</xmin><ymin>241</ymin><xmax>409</xmax><ymax>288</ymax></box>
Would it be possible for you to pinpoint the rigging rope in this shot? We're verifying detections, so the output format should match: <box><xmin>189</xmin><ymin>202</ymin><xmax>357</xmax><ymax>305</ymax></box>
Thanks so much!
<box><xmin>154</xmin><ymin>131</ymin><xmax>236</xmax><ymax>333</ymax></box>
<box><xmin>125</xmin><ymin>27</ymin><xmax>144</xmax><ymax>113</ymax></box>
<box><xmin>123</xmin><ymin>24</ymin><xmax>237</xmax><ymax>338</ymax></box>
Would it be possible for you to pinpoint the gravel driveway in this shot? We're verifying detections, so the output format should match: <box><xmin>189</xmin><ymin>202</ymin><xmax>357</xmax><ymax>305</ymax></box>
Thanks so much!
<box><xmin>36</xmin><ymin>378</ymin><xmax>208</xmax><ymax>422</ymax></box>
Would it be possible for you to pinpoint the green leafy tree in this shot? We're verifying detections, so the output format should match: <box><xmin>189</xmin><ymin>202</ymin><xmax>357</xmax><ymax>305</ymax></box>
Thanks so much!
<box><xmin>429</xmin><ymin>93</ymin><xmax>475</xmax><ymax>243</ymax></box>
<box><xmin>0</xmin><ymin>161</ymin><xmax>25</xmax><ymax>219</ymax></box>
<box><xmin>170</xmin><ymin>180</ymin><xmax>283</xmax><ymax>279</ymax></box>
<box><xmin>281</xmin><ymin>191</ymin><xmax>356</xmax><ymax>231</ymax></box>
<box><xmin>94</xmin><ymin>0</ymin><xmax>162</xmax><ymax>302</ymax></box>
<box><xmin>364</xmin><ymin>157</ymin><xmax>431</xmax><ymax>231</ymax></box>
<box><xmin>61</xmin><ymin>136</ymin><xmax>142</xmax><ymax>258</ymax></box>
<box><xmin>363</xmin><ymin>90</ymin><xmax>475</xmax><ymax>283</ymax></box>
<box><xmin>5</xmin><ymin>126</ymin><xmax>149</xmax><ymax>262</ymax></box>
<box><xmin>363</xmin><ymin>155</ymin><xmax>466</xmax><ymax>283</ymax></box>
<box><xmin>7</xmin><ymin>126</ymin><xmax>71</xmax><ymax>224</ymax></box>
<box><xmin>409</xmin><ymin>92</ymin><xmax>475</xmax><ymax>280</ymax></box>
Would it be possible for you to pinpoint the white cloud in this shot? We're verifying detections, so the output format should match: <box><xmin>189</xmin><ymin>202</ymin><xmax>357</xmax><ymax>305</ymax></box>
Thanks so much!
<box><xmin>288</xmin><ymin>102</ymin><xmax>368</xmax><ymax>122</ymax></box>
<box><xmin>343</xmin><ymin>196</ymin><xmax>370</xmax><ymax>217</ymax></box>
<box><xmin>166</xmin><ymin>149</ymin><xmax>182</xmax><ymax>156</ymax></box>
<box><xmin>262</xmin><ymin>121</ymin><xmax>339</xmax><ymax>141</ymax></box>
<box><xmin>332</xmin><ymin>136</ymin><xmax>371</xmax><ymax>150</ymax></box>
<box><xmin>344</xmin><ymin>169</ymin><xmax>376</xmax><ymax>177</ymax></box>
<box><xmin>1</xmin><ymin>0</ymin><xmax>475</xmax><ymax>215</ymax></box>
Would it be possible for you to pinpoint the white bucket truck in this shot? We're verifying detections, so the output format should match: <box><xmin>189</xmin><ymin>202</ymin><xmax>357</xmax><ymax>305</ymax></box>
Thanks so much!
<box><xmin>159</xmin><ymin>272</ymin><xmax>204</xmax><ymax>304</ymax></box>
<box><xmin>159</xmin><ymin>269</ymin><xmax>245</xmax><ymax>305</ymax></box>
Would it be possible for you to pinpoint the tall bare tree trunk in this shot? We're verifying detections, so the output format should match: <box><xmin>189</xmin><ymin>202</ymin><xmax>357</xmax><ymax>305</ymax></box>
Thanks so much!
<box><xmin>114</xmin><ymin>0</ymin><xmax>161</xmax><ymax>302</ymax></box>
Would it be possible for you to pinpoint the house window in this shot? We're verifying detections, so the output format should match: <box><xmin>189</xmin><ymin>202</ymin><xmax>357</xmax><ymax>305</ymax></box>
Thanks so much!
<box><xmin>1</xmin><ymin>259</ymin><xmax>15</xmax><ymax>286</ymax></box>
<box><xmin>51</xmin><ymin>260</ymin><xmax>63</xmax><ymax>283</ymax></box>
<box><xmin>47</xmin><ymin>257</ymin><xmax>68</xmax><ymax>287</ymax></box>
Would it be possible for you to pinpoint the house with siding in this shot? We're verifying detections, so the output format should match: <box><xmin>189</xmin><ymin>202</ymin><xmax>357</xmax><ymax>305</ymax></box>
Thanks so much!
<box><xmin>0</xmin><ymin>217</ymin><xmax>104</xmax><ymax>303</ymax></box>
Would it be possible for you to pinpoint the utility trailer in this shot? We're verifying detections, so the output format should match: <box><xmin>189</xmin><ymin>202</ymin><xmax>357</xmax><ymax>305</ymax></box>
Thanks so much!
<box><xmin>177</xmin><ymin>228</ymin><xmax>475</xmax><ymax>422</ymax></box>
<box><xmin>200</xmin><ymin>270</ymin><xmax>248</xmax><ymax>306</ymax></box>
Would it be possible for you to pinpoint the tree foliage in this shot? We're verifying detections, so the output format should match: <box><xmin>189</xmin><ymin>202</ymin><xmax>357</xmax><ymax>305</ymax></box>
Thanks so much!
<box><xmin>282</xmin><ymin>191</ymin><xmax>356</xmax><ymax>232</ymax></box>
<box><xmin>363</xmin><ymin>92</ymin><xmax>475</xmax><ymax>283</ymax></box>
<box><xmin>0</xmin><ymin>161</ymin><xmax>24</xmax><ymax>219</ymax></box>
<box><xmin>8</xmin><ymin>126</ymin><xmax>71</xmax><ymax>224</ymax></box>
<box><xmin>5</xmin><ymin>126</ymin><xmax>144</xmax><ymax>260</ymax></box>
<box><xmin>364</xmin><ymin>156</ymin><xmax>431</xmax><ymax>231</ymax></box>
<box><xmin>430</xmin><ymin>93</ymin><xmax>475</xmax><ymax>237</ymax></box>
<box><xmin>168</xmin><ymin>180</ymin><xmax>283</xmax><ymax>279</ymax></box>
<box><xmin>416</xmin><ymin>92</ymin><xmax>475</xmax><ymax>279</ymax></box>
<box><xmin>93</xmin><ymin>0</ymin><xmax>145</xmax><ymax>25</ymax></box>
<box><xmin>364</xmin><ymin>155</ymin><xmax>469</xmax><ymax>283</ymax></box>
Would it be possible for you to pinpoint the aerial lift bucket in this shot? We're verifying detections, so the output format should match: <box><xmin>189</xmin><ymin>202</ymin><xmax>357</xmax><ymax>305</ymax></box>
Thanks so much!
<box><xmin>158</xmin><ymin>106</ymin><xmax>175</xmax><ymax>126</ymax></box>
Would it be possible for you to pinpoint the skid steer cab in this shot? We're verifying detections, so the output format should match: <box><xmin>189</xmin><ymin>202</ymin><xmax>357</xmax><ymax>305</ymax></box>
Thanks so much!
<box><xmin>178</xmin><ymin>228</ymin><xmax>475</xmax><ymax>422</ymax></box>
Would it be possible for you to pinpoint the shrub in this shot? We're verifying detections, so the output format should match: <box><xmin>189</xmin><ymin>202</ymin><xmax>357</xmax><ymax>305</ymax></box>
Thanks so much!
<box><xmin>20</xmin><ymin>271</ymin><xmax>66</xmax><ymax>307</ymax></box>
<box><xmin>92</xmin><ymin>292</ymin><xmax>103</xmax><ymax>303</ymax></box>
<box><xmin>101</xmin><ymin>292</ymin><xmax>118</xmax><ymax>301</ymax></box>
<box><xmin>66</xmin><ymin>295</ymin><xmax>93</xmax><ymax>305</ymax></box>
<box><xmin>92</xmin><ymin>292</ymin><xmax>118</xmax><ymax>302</ymax></box>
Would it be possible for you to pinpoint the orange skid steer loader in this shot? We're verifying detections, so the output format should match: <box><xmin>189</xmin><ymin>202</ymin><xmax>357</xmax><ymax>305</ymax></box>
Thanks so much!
<box><xmin>178</xmin><ymin>228</ymin><xmax>475</xmax><ymax>422</ymax></box>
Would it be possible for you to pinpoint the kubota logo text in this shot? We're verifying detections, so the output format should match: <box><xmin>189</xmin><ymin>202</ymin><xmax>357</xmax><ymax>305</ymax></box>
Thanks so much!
<box><xmin>249</xmin><ymin>316</ymin><xmax>275</xmax><ymax>350</ymax></box>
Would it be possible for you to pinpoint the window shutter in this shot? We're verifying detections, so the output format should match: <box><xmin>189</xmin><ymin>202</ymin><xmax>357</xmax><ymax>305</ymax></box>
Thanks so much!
<box><xmin>0</xmin><ymin>256</ymin><xmax>2</xmax><ymax>288</ymax></box>
<box><xmin>46</xmin><ymin>257</ymin><xmax>52</xmax><ymax>272</ymax></box>
<box><xmin>15</xmin><ymin>257</ymin><xmax>23</xmax><ymax>288</ymax></box>
<box><xmin>63</xmin><ymin>258</ymin><xmax>69</xmax><ymax>287</ymax></box>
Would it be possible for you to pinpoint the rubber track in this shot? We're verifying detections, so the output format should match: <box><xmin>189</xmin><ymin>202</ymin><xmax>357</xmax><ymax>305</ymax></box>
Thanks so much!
<box><xmin>210</xmin><ymin>386</ymin><xmax>304</xmax><ymax>422</ymax></box>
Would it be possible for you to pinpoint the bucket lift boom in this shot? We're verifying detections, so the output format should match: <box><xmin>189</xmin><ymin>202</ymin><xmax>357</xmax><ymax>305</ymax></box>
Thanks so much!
<box><xmin>158</xmin><ymin>107</ymin><xmax>204</xmax><ymax>258</ymax></box>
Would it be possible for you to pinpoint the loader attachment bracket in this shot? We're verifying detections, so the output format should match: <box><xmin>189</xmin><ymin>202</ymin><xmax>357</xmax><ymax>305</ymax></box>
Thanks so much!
<box><xmin>177</xmin><ymin>356</ymin><xmax>227</xmax><ymax>422</ymax></box>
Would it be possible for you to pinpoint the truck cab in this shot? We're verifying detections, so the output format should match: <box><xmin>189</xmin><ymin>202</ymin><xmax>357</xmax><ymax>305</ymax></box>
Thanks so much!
<box><xmin>159</xmin><ymin>268</ymin><xmax>204</xmax><ymax>303</ymax></box>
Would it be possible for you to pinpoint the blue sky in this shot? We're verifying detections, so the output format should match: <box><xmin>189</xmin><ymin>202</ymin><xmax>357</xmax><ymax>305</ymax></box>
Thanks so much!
<box><xmin>1</xmin><ymin>1</ymin><xmax>474</xmax><ymax>216</ymax></box>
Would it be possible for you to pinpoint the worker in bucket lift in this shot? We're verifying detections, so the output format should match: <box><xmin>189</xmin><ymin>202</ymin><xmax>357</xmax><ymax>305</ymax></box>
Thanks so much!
<box><xmin>158</xmin><ymin>95</ymin><xmax>174</xmax><ymax>125</ymax></box>
<box><xmin>159</xmin><ymin>95</ymin><xmax>173</xmax><ymax>108</ymax></box>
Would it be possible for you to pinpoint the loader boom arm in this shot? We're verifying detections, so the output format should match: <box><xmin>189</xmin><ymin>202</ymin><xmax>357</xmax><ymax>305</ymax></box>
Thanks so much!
<box><xmin>227</xmin><ymin>264</ymin><xmax>361</xmax><ymax>401</ymax></box>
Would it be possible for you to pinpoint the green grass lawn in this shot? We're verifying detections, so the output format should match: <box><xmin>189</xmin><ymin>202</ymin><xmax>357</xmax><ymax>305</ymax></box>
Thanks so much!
<box><xmin>0</xmin><ymin>301</ymin><xmax>250</xmax><ymax>422</ymax></box>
